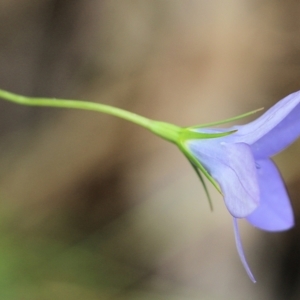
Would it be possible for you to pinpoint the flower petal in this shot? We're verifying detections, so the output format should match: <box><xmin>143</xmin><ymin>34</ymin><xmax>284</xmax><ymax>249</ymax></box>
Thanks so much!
<box><xmin>233</xmin><ymin>218</ymin><xmax>256</xmax><ymax>283</ymax></box>
<box><xmin>246</xmin><ymin>159</ymin><xmax>294</xmax><ymax>231</ymax></box>
<box><xmin>187</xmin><ymin>140</ymin><xmax>259</xmax><ymax>217</ymax></box>
<box><xmin>251</xmin><ymin>101</ymin><xmax>300</xmax><ymax>159</ymax></box>
<box><xmin>230</xmin><ymin>91</ymin><xmax>300</xmax><ymax>156</ymax></box>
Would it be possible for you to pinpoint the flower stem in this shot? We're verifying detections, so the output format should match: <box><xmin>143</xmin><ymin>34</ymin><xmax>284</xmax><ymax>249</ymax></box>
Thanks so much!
<box><xmin>0</xmin><ymin>88</ymin><xmax>181</xmax><ymax>143</ymax></box>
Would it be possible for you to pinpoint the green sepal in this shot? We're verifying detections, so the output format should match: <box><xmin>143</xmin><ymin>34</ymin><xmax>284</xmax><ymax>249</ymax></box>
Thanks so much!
<box><xmin>179</xmin><ymin>128</ymin><xmax>237</xmax><ymax>141</ymax></box>
<box><xmin>188</xmin><ymin>153</ymin><xmax>222</xmax><ymax>195</ymax></box>
<box><xmin>190</xmin><ymin>162</ymin><xmax>213</xmax><ymax>211</ymax></box>
<box><xmin>178</xmin><ymin>143</ymin><xmax>222</xmax><ymax>195</ymax></box>
<box><xmin>190</xmin><ymin>107</ymin><xmax>264</xmax><ymax>129</ymax></box>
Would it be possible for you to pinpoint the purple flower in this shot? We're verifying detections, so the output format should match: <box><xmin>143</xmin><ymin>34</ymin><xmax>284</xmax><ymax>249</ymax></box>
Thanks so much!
<box><xmin>186</xmin><ymin>91</ymin><xmax>300</xmax><ymax>281</ymax></box>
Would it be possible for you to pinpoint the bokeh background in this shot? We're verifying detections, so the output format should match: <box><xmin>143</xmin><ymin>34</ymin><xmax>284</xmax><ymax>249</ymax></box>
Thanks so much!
<box><xmin>0</xmin><ymin>1</ymin><xmax>299</xmax><ymax>299</ymax></box>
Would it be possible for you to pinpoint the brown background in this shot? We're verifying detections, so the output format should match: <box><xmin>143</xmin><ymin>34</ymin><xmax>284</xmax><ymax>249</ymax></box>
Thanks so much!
<box><xmin>0</xmin><ymin>1</ymin><xmax>299</xmax><ymax>299</ymax></box>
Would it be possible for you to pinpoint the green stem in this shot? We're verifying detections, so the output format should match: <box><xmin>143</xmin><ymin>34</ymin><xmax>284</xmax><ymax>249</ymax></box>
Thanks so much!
<box><xmin>0</xmin><ymin>89</ymin><xmax>152</xmax><ymax>127</ymax></box>
<box><xmin>0</xmin><ymin>88</ymin><xmax>181</xmax><ymax>143</ymax></box>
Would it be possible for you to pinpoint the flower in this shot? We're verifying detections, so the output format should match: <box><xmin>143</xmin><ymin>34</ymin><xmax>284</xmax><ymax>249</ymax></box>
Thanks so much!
<box><xmin>184</xmin><ymin>91</ymin><xmax>300</xmax><ymax>282</ymax></box>
<box><xmin>0</xmin><ymin>87</ymin><xmax>298</xmax><ymax>283</ymax></box>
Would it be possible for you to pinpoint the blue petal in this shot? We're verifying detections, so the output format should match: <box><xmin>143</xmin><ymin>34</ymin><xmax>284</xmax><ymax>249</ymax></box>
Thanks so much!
<box><xmin>230</xmin><ymin>91</ymin><xmax>300</xmax><ymax>157</ymax></box>
<box><xmin>233</xmin><ymin>218</ymin><xmax>256</xmax><ymax>283</ymax></box>
<box><xmin>251</xmin><ymin>100</ymin><xmax>300</xmax><ymax>159</ymax></box>
<box><xmin>246</xmin><ymin>159</ymin><xmax>294</xmax><ymax>231</ymax></box>
<box><xmin>187</xmin><ymin>140</ymin><xmax>259</xmax><ymax>217</ymax></box>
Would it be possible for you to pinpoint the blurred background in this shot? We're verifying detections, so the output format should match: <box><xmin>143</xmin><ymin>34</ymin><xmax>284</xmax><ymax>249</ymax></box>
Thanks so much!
<box><xmin>0</xmin><ymin>1</ymin><xmax>299</xmax><ymax>299</ymax></box>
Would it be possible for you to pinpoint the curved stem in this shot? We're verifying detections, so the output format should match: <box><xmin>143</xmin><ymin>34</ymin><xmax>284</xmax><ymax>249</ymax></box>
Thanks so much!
<box><xmin>0</xmin><ymin>89</ymin><xmax>153</xmax><ymax>129</ymax></box>
<box><xmin>0</xmin><ymin>88</ymin><xmax>182</xmax><ymax>143</ymax></box>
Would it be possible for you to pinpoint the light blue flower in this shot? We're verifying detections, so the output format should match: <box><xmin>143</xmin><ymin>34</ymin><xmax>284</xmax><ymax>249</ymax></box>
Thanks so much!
<box><xmin>185</xmin><ymin>91</ymin><xmax>300</xmax><ymax>281</ymax></box>
<box><xmin>0</xmin><ymin>87</ymin><xmax>298</xmax><ymax>283</ymax></box>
